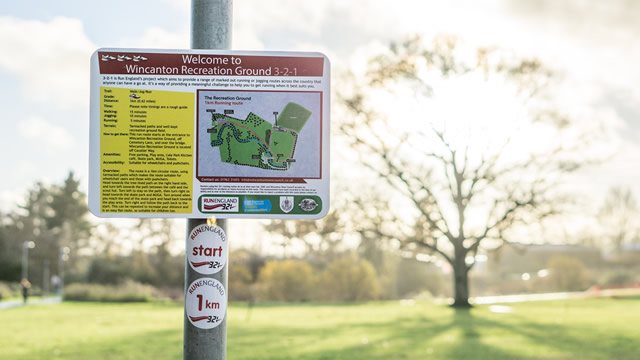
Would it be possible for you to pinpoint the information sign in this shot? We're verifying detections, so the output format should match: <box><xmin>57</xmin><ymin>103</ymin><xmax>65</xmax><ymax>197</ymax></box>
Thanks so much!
<box><xmin>89</xmin><ymin>49</ymin><xmax>330</xmax><ymax>219</ymax></box>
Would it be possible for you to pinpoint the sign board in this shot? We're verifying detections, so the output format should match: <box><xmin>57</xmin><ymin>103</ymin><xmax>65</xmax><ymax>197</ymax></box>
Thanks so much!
<box><xmin>89</xmin><ymin>49</ymin><xmax>330</xmax><ymax>219</ymax></box>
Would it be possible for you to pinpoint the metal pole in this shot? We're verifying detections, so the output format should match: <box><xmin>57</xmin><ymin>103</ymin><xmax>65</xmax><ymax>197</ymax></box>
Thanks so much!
<box><xmin>58</xmin><ymin>248</ymin><xmax>64</xmax><ymax>297</ymax></box>
<box><xmin>186</xmin><ymin>1</ymin><xmax>232</xmax><ymax>359</ymax></box>
<box><xmin>59</xmin><ymin>247</ymin><xmax>68</xmax><ymax>298</ymax></box>
<box><xmin>21</xmin><ymin>242</ymin><xmax>28</xmax><ymax>281</ymax></box>
<box><xmin>21</xmin><ymin>241</ymin><xmax>34</xmax><ymax>281</ymax></box>
<box><xmin>43</xmin><ymin>260</ymin><xmax>50</xmax><ymax>297</ymax></box>
<box><xmin>191</xmin><ymin>0</ymin><xmax>233</xmax><ymax>50</ymax></box>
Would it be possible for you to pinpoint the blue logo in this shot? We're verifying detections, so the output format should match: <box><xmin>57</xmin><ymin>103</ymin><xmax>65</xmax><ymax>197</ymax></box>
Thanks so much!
<box><xmin>243</xmin><ymin>197</ymin><xmax>272</xmax><ymax>213</ymax></box>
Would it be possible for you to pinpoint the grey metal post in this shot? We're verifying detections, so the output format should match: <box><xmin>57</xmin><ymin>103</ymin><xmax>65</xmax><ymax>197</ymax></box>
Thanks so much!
<box><xmin>43</xmin><ymin>260</ymin><xmax>50</xmax><ymax>297</ymax></box>
<box><xmin>58</xmin><ymin>247</ymin><xmax>68</xmax><ymax>298</ymax></box>
<box><xmin>185</xmin><ymin>1</ymin><xmax>232</xmax><ymax>359</ymax></box>
<box><xmin>191</xmin><ymin>0</ymin><xmax>233</xmax><ymax>50</ymax></box>
<box><xmin>21</xmin><ymin>241</ymin><xmax>34</xmax><ymax>281</ymax></box>
<box><xmin>21</xmin><ymin>242</ymin><xmax>28</xmax><ymax>281</ymax></box>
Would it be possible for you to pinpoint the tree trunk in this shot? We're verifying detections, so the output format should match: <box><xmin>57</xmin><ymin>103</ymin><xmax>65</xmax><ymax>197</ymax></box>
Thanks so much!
<box><xmin>451</xmin><ymin>255</ymin><xmax>471</xmax><ymax>308</ymax></box>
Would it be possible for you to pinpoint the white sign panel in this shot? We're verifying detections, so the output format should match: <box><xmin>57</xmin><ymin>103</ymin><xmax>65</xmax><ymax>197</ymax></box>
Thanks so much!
<box><xmin>89</xmin><ymin>48</ymin><xmax>330</xmax><ymax>219</ymax></box>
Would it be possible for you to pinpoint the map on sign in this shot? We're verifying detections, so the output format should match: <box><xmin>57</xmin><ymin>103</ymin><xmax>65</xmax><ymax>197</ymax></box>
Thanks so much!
<box><xmin>208</xmin><ymin>102</ymin><xmax>311</xmax><ymax>171</ymax></box>
<box><xmin>197</xmin><ymin>90</ymin><xmax>321</xmax><ymax>179</ymax></box>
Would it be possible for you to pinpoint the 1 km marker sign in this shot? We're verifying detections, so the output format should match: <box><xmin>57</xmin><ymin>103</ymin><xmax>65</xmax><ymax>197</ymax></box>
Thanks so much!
<box><xmin>186</xmin><ymin>278</ymin><xmax>227</xmax><ymax>330</ymax></box>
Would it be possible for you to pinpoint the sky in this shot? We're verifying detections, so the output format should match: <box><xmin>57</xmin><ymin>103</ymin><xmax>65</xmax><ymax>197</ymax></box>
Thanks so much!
<box><xmin>0</xmin><ymin>0</ymin><xmax>639</xmax><ymax>247</ymax></box>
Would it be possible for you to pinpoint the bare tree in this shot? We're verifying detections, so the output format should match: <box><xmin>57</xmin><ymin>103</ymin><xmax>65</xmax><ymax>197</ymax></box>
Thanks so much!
<box><xmin>599</xmin><ymin>186</ymin><xmax>639</xmax><ymax>255</ymax></box>
<box><xmin>264</xmin><ymin>209</ymin><xmax>345</xmax><ymax>264</ymax></box>
<box><xmin>339</xmin><ymin>35</ymin><xmax>603</xmax><ymax>307</ymax></box>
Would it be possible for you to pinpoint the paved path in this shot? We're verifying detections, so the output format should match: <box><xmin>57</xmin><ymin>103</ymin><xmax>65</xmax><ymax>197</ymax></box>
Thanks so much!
<box><xmin>474</xmin><ymin>287</ymin><xmax>640</xmax><ymax>305</ymax></box>
<box><xmin>0</xmin><ymin>296</ymin><xmax>62</xmax><ymax>310</ymax></box>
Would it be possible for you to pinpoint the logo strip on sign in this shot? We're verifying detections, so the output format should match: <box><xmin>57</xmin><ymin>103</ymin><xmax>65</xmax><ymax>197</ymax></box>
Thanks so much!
<box><xmin>197</xmin><ymin>195</ymin><xmax>322</xmax><ymax>215</ymax></box>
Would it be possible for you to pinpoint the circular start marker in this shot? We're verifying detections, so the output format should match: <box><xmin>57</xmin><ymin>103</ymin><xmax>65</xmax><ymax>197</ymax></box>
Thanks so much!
<box><xmin>188</xmin><ymin>224</ymin><xmax>228</xmax><ymax>274</ymax></box>
<box><xmin>186</xmin><ymin>277</ymin><xmax>227</xmax><ymax>329</ymax></box>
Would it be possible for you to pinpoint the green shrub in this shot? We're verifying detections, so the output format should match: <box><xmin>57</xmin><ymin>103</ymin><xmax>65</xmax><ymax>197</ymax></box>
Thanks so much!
<box><xmin>599</xmin><ymin>270</ymin><xmax>637</xmax><ymax>286</ymax></box>
<box><xmin>0</xmin><ymin>281</ymin><xmax>18</xmax><ymax>300</ymax></box>
<box><xmin>396</xmin><ymin>258</ymin><xmax>448</xmax><ymax>298</ymax></box>
<box><xmin>258</xmin><ymin>260</ymin><xmax>315</xmax><ymax>302</ymax></box>
<box><xmin>319</xmin><ymin>254</ymin><xmax>380</xmax><ymax>302</ymax></box>
<box><xmin>0</xmin><ymin>261</ymin><xmax>21</xmax><ymax>282</ymax></box>
<box><xmin>229</xmin><ymin>264</ymin><xmax>254</xmax><ymax>301</ymax></box>
<box><xmin>87</xmin><ymin>256</ymin><xmax>132</xmax><ymax>285</ymax></box>
<box><xmin>64</xmin><ymin>280</ymin><xmax>156</xmax><ymax>302</ymax></box>
<box><xmin>546</xmin><ymin>255</ymin><xmax>591</xmax><ymax>291</ymax></box>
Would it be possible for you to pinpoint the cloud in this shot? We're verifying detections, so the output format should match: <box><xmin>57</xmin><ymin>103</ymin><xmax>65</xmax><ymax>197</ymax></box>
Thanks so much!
<box><xmin>0</xmin><ymin>16</ymin><xmax>96</xmax><ymax>109</ymax></box>
<box><xmin>116</xmin><ymin>26</ymin><xmax>189</xmax><ymax>49</ymax></box>
<box><xmin>18</xmin><ymin>116</ymin><xmax>76</xmax><ymax>150</ymax></box>
<box><xmin>233</xmin><ymin>26</ymin><xmax>265</xmax><ymax>51</ymax></box>
<box><xmin>161</xmin><ymin>0</ymin><xmax>189</xmax><ymax>12</ymax></box>
<box><xmin>0</xmin><ymin>161</ymin><xmax>37</xmax><ymax>211</ymax></box>
<box><xmin>0</xmin><ymin>189</ymin><xmax>24</xmax><ymax>212</ymax></box>
<box><xmin>114</xmin><ymin>23</ymin><xmax>266</xmax><ymax>52</ymax></box>
<box><xmin>497</xmin><ymin>1</ymin><xmax>640</xmax><ymax>107</ymax></box>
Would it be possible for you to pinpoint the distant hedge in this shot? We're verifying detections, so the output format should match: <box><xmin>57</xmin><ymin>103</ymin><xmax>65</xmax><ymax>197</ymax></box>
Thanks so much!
<box><xmin>64</xmin><ymin>280</ymin><xmax>156</xmax><ymax>302</ymax></box>
<box><xmin>0</xmin><ymin>281</ymin><xmax>19</xmax><ymax>300</ymax></box>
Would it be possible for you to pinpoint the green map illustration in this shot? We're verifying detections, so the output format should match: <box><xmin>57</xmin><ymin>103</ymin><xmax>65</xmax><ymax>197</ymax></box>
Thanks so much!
<box><xmin>208</xmin><ymin>102</ymin><xmax>312</xmax><ymax>171</ymax></box>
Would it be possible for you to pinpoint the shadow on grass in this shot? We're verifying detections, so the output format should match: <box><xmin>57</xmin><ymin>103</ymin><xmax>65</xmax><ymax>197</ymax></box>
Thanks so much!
<box><xmin>228</xmin><ymin>308</ymin><xmax>518</xmax><ymax>360</ymax></box>
<box><xmin>20</xmin><ymin>328</ymin><xmax>182</xmax><ymax>360</ymax></box>
<box><xmin>229</xmin><ymin>305</ymin><xmax>640</xmax><ymax>360</ymax></box>
<box><xmin>471</xmin><ymin>310</ymin><xmax>639</xmax><ymax>360</ymax></box>
<box><xmin>12</xmin><ymin>301</ymin><xmax>639</xmax><ymax>360</ymax></box>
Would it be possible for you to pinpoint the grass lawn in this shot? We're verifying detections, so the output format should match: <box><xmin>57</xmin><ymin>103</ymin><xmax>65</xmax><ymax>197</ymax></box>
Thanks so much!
<box><xmin>0</xmin><ymin>298</ymin><xmax>638</xmax><ymax>359</ymax></box>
